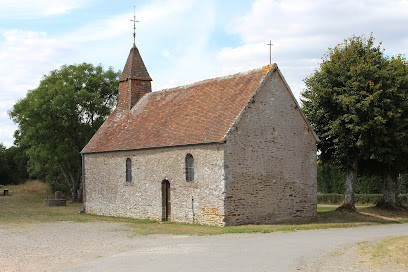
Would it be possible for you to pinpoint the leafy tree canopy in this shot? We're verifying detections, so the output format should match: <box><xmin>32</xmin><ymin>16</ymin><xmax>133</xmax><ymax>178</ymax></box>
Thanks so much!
<box><xmin>302</xmin><ymin>35</ymin><xmax>389</xmax><ymax>168</ymax></box>
<box><xmin>302</xmin><ymin>35</ymin><xmax>408</xmax><ymax>209</ymax></box>
<box><xmin>10</xmin><ymin>63</ymin><xmax>120</xmax><ymax>200</ymax></box>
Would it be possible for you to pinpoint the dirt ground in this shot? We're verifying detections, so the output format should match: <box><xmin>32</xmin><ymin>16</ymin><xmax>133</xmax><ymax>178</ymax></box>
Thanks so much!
<box><xmin>0</xmin><ymin>222</ymin><xmax>183</xmax><ymax>272</ymax></box>
<box><xmin>1</xmin><ymin>222</ymin><xmax>408</xmax><ymax>272</ymax></box>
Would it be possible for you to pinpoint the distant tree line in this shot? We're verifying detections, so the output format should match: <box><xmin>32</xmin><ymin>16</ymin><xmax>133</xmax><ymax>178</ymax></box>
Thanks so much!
<box><xmin>317</xmin><ymin>161</ymin><xmax>408</xmax><ymax>194</ymax></box>
<box><xmin>0</xmin><ymin>143</ymin><xmax>29</xmax><ymax>185</ymax></box>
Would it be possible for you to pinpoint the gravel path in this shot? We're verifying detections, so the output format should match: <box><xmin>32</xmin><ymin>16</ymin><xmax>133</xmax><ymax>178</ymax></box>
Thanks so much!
<box><xmin>0</xmin><ymin>222</ymin><xmax>187</xmax><ymax>272</ymax></box>
<box><xmin>1</xmin><ymin>222</ymin><xmax>408</xmax><ymax>272</ymax></box>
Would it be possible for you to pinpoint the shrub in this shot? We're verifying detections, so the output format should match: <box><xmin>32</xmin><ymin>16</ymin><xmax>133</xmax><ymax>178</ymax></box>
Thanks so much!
<box><xmin>318</xmin><ymin>193</ymin><xmax>408</xmax><ymax>205</ymax></box>
<box><xmin>317</xmin><ymin>162</ymin><xmax>383</xmax><ymax>194</ymax></box>
<box><xmin>317</xmin><ymin>193</ymin><xmax>343</xmax><ymax>204</ymax></box>
<box><xmin>317</xmin><ymin>162</ymin><xmax>345</xmax><ymax>194</ymax></box>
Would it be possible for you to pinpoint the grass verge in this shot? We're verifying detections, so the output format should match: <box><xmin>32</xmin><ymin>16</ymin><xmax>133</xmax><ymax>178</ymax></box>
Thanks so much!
<box><xmin>1</xmin><ymin>181</ymin><xmax>407</xmax><ymax>235</ymax></box>
<box><xmin>360</xmin><ymin>236</ymin><xmax>408</xmax><ymax>269</ymax></box>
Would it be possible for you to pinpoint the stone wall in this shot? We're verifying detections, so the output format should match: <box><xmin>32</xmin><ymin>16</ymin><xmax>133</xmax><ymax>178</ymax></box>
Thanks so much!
<box><xmin>223</xmin><ymin>69</ymin><xmax>317</xmax><ymax>225</ymax></box>
<box><xmin>117</xmin><ymin>79</ymin><xmax>130</xmax><ymax>110</ymax></box>
<box><xmin>117</xmin><ymin>79</ymin><xmax>152</xmax><ymax>111</ymax></box>
<box><xmin>84</xmin><ymin>143</ymin><xmax>226</xmax><ymax>226</ymax></box>
<box><xmin>129</xmin><ymin>79</ymin><xmax>151</xmax><ymax>109</ymax></box>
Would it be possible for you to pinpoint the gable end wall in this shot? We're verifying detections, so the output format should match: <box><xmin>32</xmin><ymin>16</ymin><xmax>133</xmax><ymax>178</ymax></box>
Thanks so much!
<box><xmin>223</xmin><ymin>71</ymin><xmax>317</xmax><ymax>225</ymax></box>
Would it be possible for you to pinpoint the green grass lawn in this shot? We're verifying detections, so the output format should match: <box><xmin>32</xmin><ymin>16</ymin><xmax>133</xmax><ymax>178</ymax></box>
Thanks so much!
<box><xmin>1</xmin><ymin>181</ymin><xmax>407</xmax><ymax>235</ymax></box>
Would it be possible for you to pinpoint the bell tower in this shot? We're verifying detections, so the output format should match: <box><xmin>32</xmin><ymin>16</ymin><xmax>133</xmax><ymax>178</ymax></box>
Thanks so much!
<box><xmin>117</xmin><ymin>9</ymin><xmax>152</xmax><ymax>111</ymax></box>
<box><xmin>117</xmin><ymin>44</ymin><xmax>152</xmax><ymax>110</ymax></box>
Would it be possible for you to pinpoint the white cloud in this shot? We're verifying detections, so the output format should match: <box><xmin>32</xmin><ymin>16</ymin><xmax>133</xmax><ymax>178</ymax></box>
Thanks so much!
<box><xmin>63</xmin><ymin>0</ymin><xmax>197</xmax><ymax>43</ymax></box>
<box><xmin>0</xmin><ymin>30</ymin><xmax>77</xmax><ymax>99</ymax></box>
<box><xmin>155</xmin><ymin>32</ymin><xmax>218</xmax><ymax>90</ymax></box>
<box><xmin>65</xmin><ymin>0</ymin><xmax>219</xmax><ymax>92</ymax></box>
<box><xmin>59</xmin><ymin>0</ymin><xmax>212</xmax><ymax>87</ymax></box>
<box><xmin>0</xmin><ymin>29</ymin><xmax>77</xmax><ymax>147</ymax></box>
<box><xmin>0</xmin><ymin>0</ymin><xmax>90</xmax><ymax>18</ymax></box>
<box><xmin>217</xmin><ymin>43</ymin><xmax>266</xmax><ymax>74</ymax></box>
<box><xmin>146</xmin><ymin>0</ymin><xmax>218</xmax><ymax>91</ymax></box>
<box><xmin>0</xmin><ymin>124</ymin><xmax>15</xmax><ymax>147</ymax></box>
<box><xmin>217</xmin><ymin>0</ymin><xmax>408</xmax><ymax>100</ymax></box>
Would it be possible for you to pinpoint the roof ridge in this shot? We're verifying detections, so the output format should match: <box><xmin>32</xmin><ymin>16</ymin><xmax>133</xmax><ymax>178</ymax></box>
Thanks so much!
<box><xmin>157</xmin><ymin>65</ymin><xmax>272</xmax><ymax>94</ymax></box>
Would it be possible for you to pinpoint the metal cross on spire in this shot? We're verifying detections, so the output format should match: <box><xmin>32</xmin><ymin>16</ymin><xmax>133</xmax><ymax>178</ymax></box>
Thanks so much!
<box><xmin>130</xmin><ymin>6</ymin><xmax>139</xmax><ymax>45</ymax></box>
<box><xmin>267</xmin><ymin>40</ymin><xmax>273</xmax><ymax>65</ymax></box>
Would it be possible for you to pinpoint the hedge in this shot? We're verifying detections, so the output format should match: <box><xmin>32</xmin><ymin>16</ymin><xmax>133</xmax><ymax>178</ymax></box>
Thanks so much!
<box><xmin>318</xmin><ymin>193</ymin><xmax>408</xmax><ymax>205</ymax></box>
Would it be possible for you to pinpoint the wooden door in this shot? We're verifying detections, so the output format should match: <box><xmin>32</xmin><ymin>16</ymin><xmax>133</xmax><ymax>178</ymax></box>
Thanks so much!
<box><xmin>161</xmin><ymin>180</ymin><xmax>170</xmax><ymax>221</ymax></box>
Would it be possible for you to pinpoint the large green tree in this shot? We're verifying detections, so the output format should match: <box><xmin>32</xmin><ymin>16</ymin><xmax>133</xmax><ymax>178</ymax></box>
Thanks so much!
<box><xmin>10</xmin><ymin>63</ymin><xmax>120</xmax><ymax>201</ymax></box>
<box><xmin>363</xmin><ymin>55</ymin><xmax>408</xmax><ymax>208</ymax></box>
<box><xmin>302</xmin><ymin>35</ymin><xmax>408</xmax><ymax>210</ymax></box>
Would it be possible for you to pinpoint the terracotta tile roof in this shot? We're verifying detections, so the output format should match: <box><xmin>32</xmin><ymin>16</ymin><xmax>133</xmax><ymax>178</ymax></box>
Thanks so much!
<box><xmin>119</xmin><ymin>45</ymin><xmax>152</xmax><ymax>82</ymax></box>
<box><xmin>81</xmin><ymin>65</ymin><xmax>273</xmax><ymax>153</ymax></box>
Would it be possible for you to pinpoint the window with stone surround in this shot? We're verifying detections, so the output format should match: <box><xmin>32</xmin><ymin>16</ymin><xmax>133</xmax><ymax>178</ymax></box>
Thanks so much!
<box><xmin>185</xmin><ymin>153</ymin><xmax>194</xmax><ymax>182</ymax></box>
<box><xmin>126</xmin><ymin>158</ymin><xmax>132</xmax><ymax>182</ymax></box>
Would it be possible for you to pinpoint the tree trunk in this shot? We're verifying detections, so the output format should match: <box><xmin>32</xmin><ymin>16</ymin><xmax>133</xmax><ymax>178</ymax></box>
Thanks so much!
<box><xmin>58</xmin><ymin>162</ymin><xmax>80</xmax><ymax>202</ymax></box>
<box><xmin>337</xmin><ymin>160</ymin><xmax>358</xmax><ymax>211</ymax></box>
<box><xmin>78</xmin><ymin>180</ymin><xmax>83</xmax><ymax>202</ymax></box>
<box><xmin>69</xmin><ymin>173</ymin><xmax>78</xmax><ymax>202</ymax></box>
<box><xmin>377</xmin><ymin>171</ymin><xmax>400</xmax><ymax>209</ymax></box>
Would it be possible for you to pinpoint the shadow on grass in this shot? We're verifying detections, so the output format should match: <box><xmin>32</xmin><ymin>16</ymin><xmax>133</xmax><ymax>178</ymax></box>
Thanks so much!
<box><xmin>283</xmin><ymin>209</ymin><xmax>398</xmax><ymax>225</ymax></box>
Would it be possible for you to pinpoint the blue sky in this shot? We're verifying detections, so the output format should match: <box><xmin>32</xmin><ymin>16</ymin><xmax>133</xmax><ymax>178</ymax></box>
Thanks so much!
<box><xmin>1</xmin><ymin>0</ymin><xmax>408</xmax><ymax>147</ymax></box>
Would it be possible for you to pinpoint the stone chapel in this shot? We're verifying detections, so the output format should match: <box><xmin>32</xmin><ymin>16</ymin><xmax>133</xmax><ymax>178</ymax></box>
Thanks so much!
<box><xmin>81</xmin><ymin>43</ymin><xmax>318</xmax><ymax>226</ymax></box>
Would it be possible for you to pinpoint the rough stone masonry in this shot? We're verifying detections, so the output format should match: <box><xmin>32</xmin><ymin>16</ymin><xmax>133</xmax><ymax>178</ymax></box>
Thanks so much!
<box><xmin>81</xmin><ymin>43</ymin><xmax>318</xmax><ymax>226</ymax></box>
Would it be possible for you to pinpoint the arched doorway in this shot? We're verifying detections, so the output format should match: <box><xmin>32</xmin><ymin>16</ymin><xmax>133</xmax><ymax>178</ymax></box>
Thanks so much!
<box><xmin>161</xmin><ymin>180</ymin><xmax>170</xmax><ymax>221</ymax></box>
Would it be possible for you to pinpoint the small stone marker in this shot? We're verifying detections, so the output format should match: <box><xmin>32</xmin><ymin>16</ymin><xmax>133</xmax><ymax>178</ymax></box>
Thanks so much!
<box><xmin>44</xmin><ymin>190</ymin><xmax>66</xmax><ymax>206</ymax></box>
<box><xmin>3</xmin><ymin>189</ymin><xmax>8</xmax><ymax>196</ymax></box>
<box><xmin>55</xmin><ymin>191</ymin><xmax>62</xmax><ymax>199</ymax></box>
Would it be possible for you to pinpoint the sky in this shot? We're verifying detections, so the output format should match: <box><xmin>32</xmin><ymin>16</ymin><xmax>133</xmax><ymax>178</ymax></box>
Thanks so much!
<box><xmin>1</xmin><ymin>0</ymin><xmax>408</xmax><ymax>147</ymax></box>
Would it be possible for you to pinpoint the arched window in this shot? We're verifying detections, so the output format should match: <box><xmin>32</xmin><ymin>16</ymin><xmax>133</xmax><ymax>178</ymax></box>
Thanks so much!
<box><xmin>126</xmin><ymin>158</ymin><xmax>132</xmax><ymax>182</ymax></box>
<box><xmin>185</xmin><ymin>153</ymin><xmax>194</xmax><ymax>182</ymax></box>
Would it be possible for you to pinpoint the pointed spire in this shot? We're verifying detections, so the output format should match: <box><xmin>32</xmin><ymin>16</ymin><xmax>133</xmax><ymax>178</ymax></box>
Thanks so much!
<box><xmin>119</xmin><ymin>45</ymin><xmax>152</xmax><ymax>82</ymax></box>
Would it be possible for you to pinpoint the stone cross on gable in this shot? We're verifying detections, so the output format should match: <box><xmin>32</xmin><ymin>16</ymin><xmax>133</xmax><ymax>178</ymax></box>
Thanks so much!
<box><xmin>130</xmin><ymin>6</ymin><xmax>139</xmax><ymax>45</ymax></box>
<box><xmin>267</xmin><ymin>40</ymin><xmax>273</xmax><ymax>65</ymax></box>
